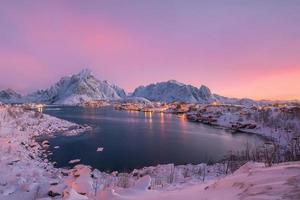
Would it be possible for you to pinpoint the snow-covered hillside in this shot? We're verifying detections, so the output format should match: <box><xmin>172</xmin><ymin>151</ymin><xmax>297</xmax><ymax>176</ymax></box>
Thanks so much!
<box><xmin>132</xmin><ymin>80</ymin><xmax>216</xmax><ymax>103</ymax></box>
<box><xmin>0</xmin><ymin>105</ymin><xmax>90</xmax><ymax>199</ymax></box>
<box><xmin>23</xmin><ymin>69</ymin><xmax>126</xmax><ymax>105</ymax></box>
<box><xmin>106</xmin><ymin>161</ymin><xmax>300</xmax><ymax>200</ymax></box>
<box><xmin>121</xmin><ymin>97</ymin><xmax>154</xmax><ymax>106</ymax></box>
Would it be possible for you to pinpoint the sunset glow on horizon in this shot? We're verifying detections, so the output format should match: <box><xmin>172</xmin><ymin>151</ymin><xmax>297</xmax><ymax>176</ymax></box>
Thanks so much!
<box><xmin>1</xmin><ymin>1</ymin><xmax>300</xmax><ymax>100</ymax></box>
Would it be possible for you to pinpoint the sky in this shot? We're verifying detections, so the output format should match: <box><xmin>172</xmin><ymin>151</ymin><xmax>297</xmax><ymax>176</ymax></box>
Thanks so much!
<box><xmin>0</xmin><ymin>0</ymin><xmax>299</xmax><ymax>100</ymax></box>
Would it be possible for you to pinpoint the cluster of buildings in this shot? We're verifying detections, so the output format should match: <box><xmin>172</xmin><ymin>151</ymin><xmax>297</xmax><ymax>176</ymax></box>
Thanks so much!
<box><xmin>5</xmin><ymin>98</ymin><xmax>298</xmax><ymax>137</ymax></box>
<box><xmin>111</xmin><ymin>100</ymin><xmax>300</xmax><ymax>136</ymax></box>
<box><xmin>114</xmin><ymin>102</ymin><xmax>169</xmax><ymax>113</ymax></box>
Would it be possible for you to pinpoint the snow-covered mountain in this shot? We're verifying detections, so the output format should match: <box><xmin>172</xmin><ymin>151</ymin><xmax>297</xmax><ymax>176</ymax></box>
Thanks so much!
<box><xmin>1</xmin><ymin>70</ymin><xmax>290</xmax><ymax>106</ymax></box>
<box><xmin>23</xmin><ymin>69</ymin><xmax>126</xmax><ymax>105</ymax></box>
<box><xmin>131</xmin><ymin>80</ymin><xmax>274</xmax><ymax>106</ymax></box>
<box><xmin>132</xmin><ymin>80</ymin><xmax>216</xmax><ymax>103</ymax></box>
<box><xmin>0</xmin><ymin>89</ymin><xmax>22</xmax><ymax>103</ymax></box>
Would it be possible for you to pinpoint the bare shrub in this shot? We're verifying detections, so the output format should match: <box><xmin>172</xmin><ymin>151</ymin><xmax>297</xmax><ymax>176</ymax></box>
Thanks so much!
<box><xmin>263</xmin><ymin>142</ymin><xmax>277</xmax><ymax>167</ymax></box>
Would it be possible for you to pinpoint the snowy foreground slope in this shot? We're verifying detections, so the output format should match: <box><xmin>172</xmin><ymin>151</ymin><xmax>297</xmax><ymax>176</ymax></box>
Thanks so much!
<box><xmin>0</xmin><ymin>105</ymin><xmax>90</xmax><ymax>199</ymax></box>
<box><xmin>106</xmin><ymin>161</ymin><xmax>300</xmax><ymax>200</ymax></box>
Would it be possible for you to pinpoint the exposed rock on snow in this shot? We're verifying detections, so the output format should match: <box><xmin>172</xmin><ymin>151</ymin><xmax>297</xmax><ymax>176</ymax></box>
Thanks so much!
<box><xmin>69</xmin><ymin>159</ymin><xmax>81</xmax><ymax>164</ymax></box>
<box><xmin>42</xmin><ymin>140</ymin><xmax>50</xmax><ymax>148</ymax></box>
<box><xmin>132</xmin><ymin>175</ymin><xmax>151</xmax><ymax>191</ymax></box>
<box><xmin>22</xmin><ymin>69</ymin><xmax>126</xmax><ymax>105</ymax></box>
<box><xmin>63</xmin><ymin>188</ymin><xmax>89</xmax><ymax>200</ymax></box>
<box><xmin>132</xmin><ymin>80</ymin><xmax>216</xmax><ymax>103</ymax></box>
<box><xmin>96</xmin><ymin>147</ymin><xmax>104</xmax><ymax>152</ymax></box>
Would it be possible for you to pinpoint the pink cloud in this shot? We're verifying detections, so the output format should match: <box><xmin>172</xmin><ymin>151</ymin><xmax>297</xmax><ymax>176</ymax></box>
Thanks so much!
<box><xmin>0</xmin><ymin>1</ymin><xmax>299</xmax><ymax>100</ymax></box>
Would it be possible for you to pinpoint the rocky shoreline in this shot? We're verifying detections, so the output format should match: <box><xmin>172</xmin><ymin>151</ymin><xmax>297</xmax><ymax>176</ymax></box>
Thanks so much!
<box><xmin>1</xmin><ymin>104</ymin><xmax>299</xmax><ymax>199</ymax></box>
<box><xmin>0</xmin><ymin>105</ymin><xmax>230</xmax><ymax>199</ymax></box>
<box><xmin>110</xmin><ymin>101</ymin><xmax>300</xmax><ymax>146</ymax></box>
<box><xmin>0</xmin><ymin>105</ymin><xmax>92</xmax><ymax>199</ymax></box>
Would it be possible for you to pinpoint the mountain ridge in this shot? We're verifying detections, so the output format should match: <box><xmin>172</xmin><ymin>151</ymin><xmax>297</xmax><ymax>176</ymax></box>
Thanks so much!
<box><xmin>131</xmin><ymin>80</ymin><xmax>216</xmax><ymax>103</ymax></box>
<box><xmin>0</xmin><ymin>69</ymin><xmax>126</xmax><ymax>105</ymax></box>
<box><xmin>1</xmin><ymin>69</ymin><xmax>294</xmax><ymax>106</ymax></box>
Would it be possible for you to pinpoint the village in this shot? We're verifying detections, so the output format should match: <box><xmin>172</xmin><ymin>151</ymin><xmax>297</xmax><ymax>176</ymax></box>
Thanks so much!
<box><xmin>7</xmin><ymin>98</ymin><xmax>300</xmax><ymax>147</ymax></box>
<box><xmin>109</xmin><ymin>100</ymin><xmax>300</xmax><ymax>146</ymax></box>
<box><xmin>14</xmin><ymin>98</ymin><xmax>300</xmax><ymax>145</ymax></box>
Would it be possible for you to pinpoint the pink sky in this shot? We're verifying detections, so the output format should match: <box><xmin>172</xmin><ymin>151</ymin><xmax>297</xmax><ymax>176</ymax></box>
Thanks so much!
<box><xmin>0</xmin><ymin>1</ymin><xmax>299</xmax><ymax>100</ymax></box>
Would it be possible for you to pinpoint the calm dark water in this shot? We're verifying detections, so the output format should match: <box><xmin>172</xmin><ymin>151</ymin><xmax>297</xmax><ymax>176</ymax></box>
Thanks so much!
<box><xmin>43</xmin><ymin>106</ymin><xmax>264</xmax><ymax>172</ymax></box>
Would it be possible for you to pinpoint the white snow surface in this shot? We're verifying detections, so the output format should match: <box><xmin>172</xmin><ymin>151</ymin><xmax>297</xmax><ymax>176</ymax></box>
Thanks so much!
<box><xmin>105</xmin><ymin>162</ymin><xmax>300</xmax><ymax>200</ymax></box>
<box><xmin>0</xmin><ymin>105</ymin><xmax>90</xmax><ymax>199</ymax></box>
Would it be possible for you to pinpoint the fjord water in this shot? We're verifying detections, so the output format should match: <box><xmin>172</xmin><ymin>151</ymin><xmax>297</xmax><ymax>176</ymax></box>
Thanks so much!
<box><xmin>44</xmin><ymin>106</ymin><xmax>264</xmax><ymax>172</ymax></box>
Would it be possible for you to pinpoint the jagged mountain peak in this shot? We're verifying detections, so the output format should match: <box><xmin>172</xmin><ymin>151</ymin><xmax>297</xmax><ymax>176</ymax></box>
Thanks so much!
<box><xmin>23</xmin><ymin>69</ymin><xmax>126</xmax><ymax>105</ymax></box>
<box><xmin>76</xmin><ymin>68</ymin><xmax>93</xmax><ymax>79</ymax></box>
<box><xmin>132</xmin><ymin>81</ymin><xmax>216</xmax><ymax>103</ymax></box>
<box><xmin>199</xmin><ymin>85</ymin><xmax>210</xmax><ymax>91</ymax></box>
<box><xmin>166</xmin><ymin>80</ymin><xmax>184</xmax><ymax>86</ymax></box>
<box><xmin>0</xmin><ymin>70</ymin><xmax>263</xmax><ymax>106</ymax></box>
<box><xmin>199</xmin><ymin>85</ymin><xmax>212</xmax><ymax>99</ymax></box>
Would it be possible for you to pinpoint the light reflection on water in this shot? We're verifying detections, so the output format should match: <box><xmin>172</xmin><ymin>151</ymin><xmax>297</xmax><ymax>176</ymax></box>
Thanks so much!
<box><xmin>43</xmin><ymin>106</ymin><xmax>265</xmax><ymax>172</ymax></box>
